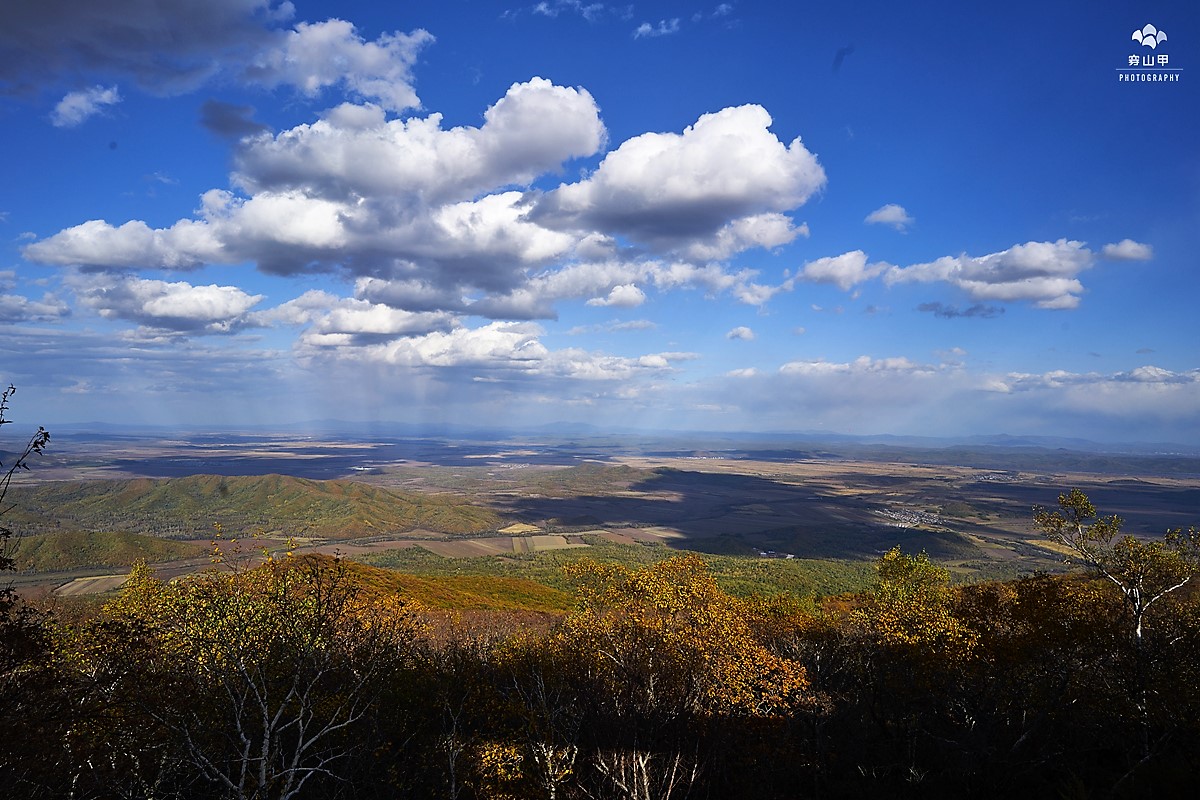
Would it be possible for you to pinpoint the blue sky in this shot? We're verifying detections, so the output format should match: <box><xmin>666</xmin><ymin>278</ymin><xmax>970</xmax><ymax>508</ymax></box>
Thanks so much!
<box><xmin>1</xmin><ymin>1</ymin><xmax>1197</xmax><ymax>442</ymax></box>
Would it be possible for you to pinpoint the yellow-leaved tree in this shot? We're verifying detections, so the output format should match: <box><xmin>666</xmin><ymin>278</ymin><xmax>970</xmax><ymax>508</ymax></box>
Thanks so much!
<box><xmin>854</xmin><ymin>546</ymin><xmax>977</xmax><ymax>661</ymax></box>
<box><xmin>100</xmin><ymin>554</ymin><xmax>424</xmax><ymax>800</ymax></box>
<box><xmin>552</xmin><ymin>555</ymin><xmax>810</xmax><ymax>800</ymax></box>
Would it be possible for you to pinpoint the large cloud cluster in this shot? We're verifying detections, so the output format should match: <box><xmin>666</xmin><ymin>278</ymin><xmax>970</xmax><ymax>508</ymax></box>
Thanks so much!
<box><xmin>25</xmin><ymin>83</ymin><xmax>822</xmax><ymax>350</ymax></box>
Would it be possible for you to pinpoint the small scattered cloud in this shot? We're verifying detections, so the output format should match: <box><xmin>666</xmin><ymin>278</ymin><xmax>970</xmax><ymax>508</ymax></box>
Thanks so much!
<box><xmin>51</xmin><ymin>85</ymin><xmax>121</xmax><ymax>127</ymax></box>
<box><xmin>0</xmin><ymin>292</ymin><xmax>71</xmax><ymax>322</ymax></box>
<box><xmin>633</xmin><ymin>18</ymin><xmax>680</xmax><ymax>38</ymax></box>
<box><xmin>887</xmin><ymin>238</ymin><xmax>1096</xmax><ymax>310</ymax></box>
<box><xmin>586</xmin><ymin>283</ymin><xmax>646</xmax><ymax>308</ymax></box>
<box><xmin>935</xmin><ymin>347</ymin><xmax>968</xmax><ymax>365</ymax></box>
<box><xmin>1101</xmin><ymin>239</ymin><xmax>1153</xmax><ymax>261</ymax></box>
<box><xmin>917</xmin><ymin>302</ymin><xmax>1005</xmax><ymax>319</ymax></box>
<box><xmin>610</xmin><ymin>319</ymin><xmax>656</xmax><ymax>331</ymax></box>
<box><xmin>270</xmin><ymin>295</ymin><xmax>456</xmax><ymax>344</ymax></box>
<box><xmin>694</xmin><ymin>4</ymin><xmax>735</xmax><ymax>22</ymax></box>
<box><xmin>799</xmin><ymin>250</ymin><xmax>886</xmax><ymax>290</ymax></box>
<box><xmin>532</xmin><ymin>1</ymin><xmax>609</xmax><ymax>22</ymax></box>
<box><xmin>780</xmin><ymin>355</ymin><xmax>934</xmax><ymax>377</ymax></box>
<box><xmin>567</xmin><ymin>318</ymin><xmax>657</xmax><ymax>335</ymax></box>
<box><xmin>25</xmin><ymin>218</ymin><xmax>224</xmax><ymax>270</ymax></box>
<box><xmin>69</xmin><ymin>273</ymin><xmax>264</xmax><ymax>334</ymax></box>
<box><xmin>864</xmin><ymin>203</ymin><xmax>914</xmax><ymax>232</ymax></box>
<box><xmin>726</xmin><ymin>326</ymin><xmax>754</xmax><ymax>341</ymax></box>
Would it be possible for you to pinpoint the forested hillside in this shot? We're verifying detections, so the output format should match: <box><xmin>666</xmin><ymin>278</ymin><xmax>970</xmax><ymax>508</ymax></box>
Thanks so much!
<box><xmin>9</xmin><ymin>530</ymin><xmax>208</xmax><ymax>572</ymax></box>
<box><xmin>5</xmin><ymin>474</ymin><xmax>501</xmax><ymax>539</ymax></box>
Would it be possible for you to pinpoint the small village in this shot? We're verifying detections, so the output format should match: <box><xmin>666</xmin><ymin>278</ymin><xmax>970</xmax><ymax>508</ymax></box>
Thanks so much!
<box><xmin>875</xmin><ymin>507</ymin><xmax>943</xmax><ymax>528</ymax></box>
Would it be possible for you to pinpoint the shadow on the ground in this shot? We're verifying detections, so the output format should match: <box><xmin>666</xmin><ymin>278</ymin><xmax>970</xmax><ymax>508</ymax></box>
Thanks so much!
<box><xmin>495</xmin><ymin>468</ymin><xmax>985</xmax><ymax>560</ymax></box>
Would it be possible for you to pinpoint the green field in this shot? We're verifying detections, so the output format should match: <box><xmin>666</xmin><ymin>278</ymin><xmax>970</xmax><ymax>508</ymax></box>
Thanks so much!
<box><xmin>357</xmin><ymin>536</ymin><xmax>876</xmax><ymax>599</ymax></box>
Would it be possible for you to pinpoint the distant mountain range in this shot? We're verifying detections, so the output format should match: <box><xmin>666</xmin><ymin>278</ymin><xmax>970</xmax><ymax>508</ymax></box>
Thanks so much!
<box><xmin>42</xmin><ymin>419</ymin><xmax>1200</xmax><ymax>457</ymax></box>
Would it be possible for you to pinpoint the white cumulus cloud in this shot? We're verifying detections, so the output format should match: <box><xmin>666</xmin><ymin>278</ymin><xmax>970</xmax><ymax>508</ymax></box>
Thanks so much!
<box><xmin>1101</xmin><ymin>239</ymin><xmax>1153</xmax><ymax>261</ymax></box>
<box><xmin>245</xmin><ymin>19</ymin><xmax>433</xmax><ymax>112</ymax></box>
<box><xmin>28</xmin><ymin>78</ymin><xmax>607</xmax><ymax>304</ymax></box>
<box><xmin>799</xmin><ymin>250</ymin><xmax>887</xmax><ymax>290</ymax></box>
<box><xmin>234</xmin><ymin>77</ymin><xmax>604</xmax><ymax>203</ymax></box>
<box><xmin>586</xmin><ymin>283</ymin><xmax>646</xmax><ymax>308</ymax></box>
<box><xmin>70</xmin><ymin>274</ymin><xmax>264</xmax><ymax>333</ymax></box>
<box><xmin>886</xmin><ymin>239</ymin><xmax>1098</xmax><ymax>309</ymax></box>
<box><xmin>534</xmin><ymin>104</ymin><xmax>825</xmax><ymax>256</ymax></box>
<box><xmin>23</xmin><ymin>218</ymin><xmax>224</xmax><ymax>269</ymax></box>
<box><xmin>864</xmin><ymin>203</ymin><xmax>914</xmax><ymax>231</ymax></box>
<box><xmin>254</xmin><ymin>293</ymin><xmax>455</xmax><ymax>342</ymax></box>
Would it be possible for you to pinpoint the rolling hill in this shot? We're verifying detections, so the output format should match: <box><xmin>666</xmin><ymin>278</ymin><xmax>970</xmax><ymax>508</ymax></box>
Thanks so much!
<box><xmin>5</xmin><ymin>474</ymin><xmax>502</xmax><ymax>540</ymax></box>
<box><xmin>10</xmin><ymin>530</ymin><xmax>208</xmax><ymax>572</ymax></box>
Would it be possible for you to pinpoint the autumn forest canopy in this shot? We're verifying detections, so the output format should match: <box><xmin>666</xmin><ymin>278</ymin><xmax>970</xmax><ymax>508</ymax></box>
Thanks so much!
<box><xmin>3</xmin><ymin>497</ymin><xmax>1200</xmax><ymax>797</ymax></box>
<box><xmin>2</xmin><ymin>548</ymin><xmax>1200</xmax><ymax>799</ymax></box>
